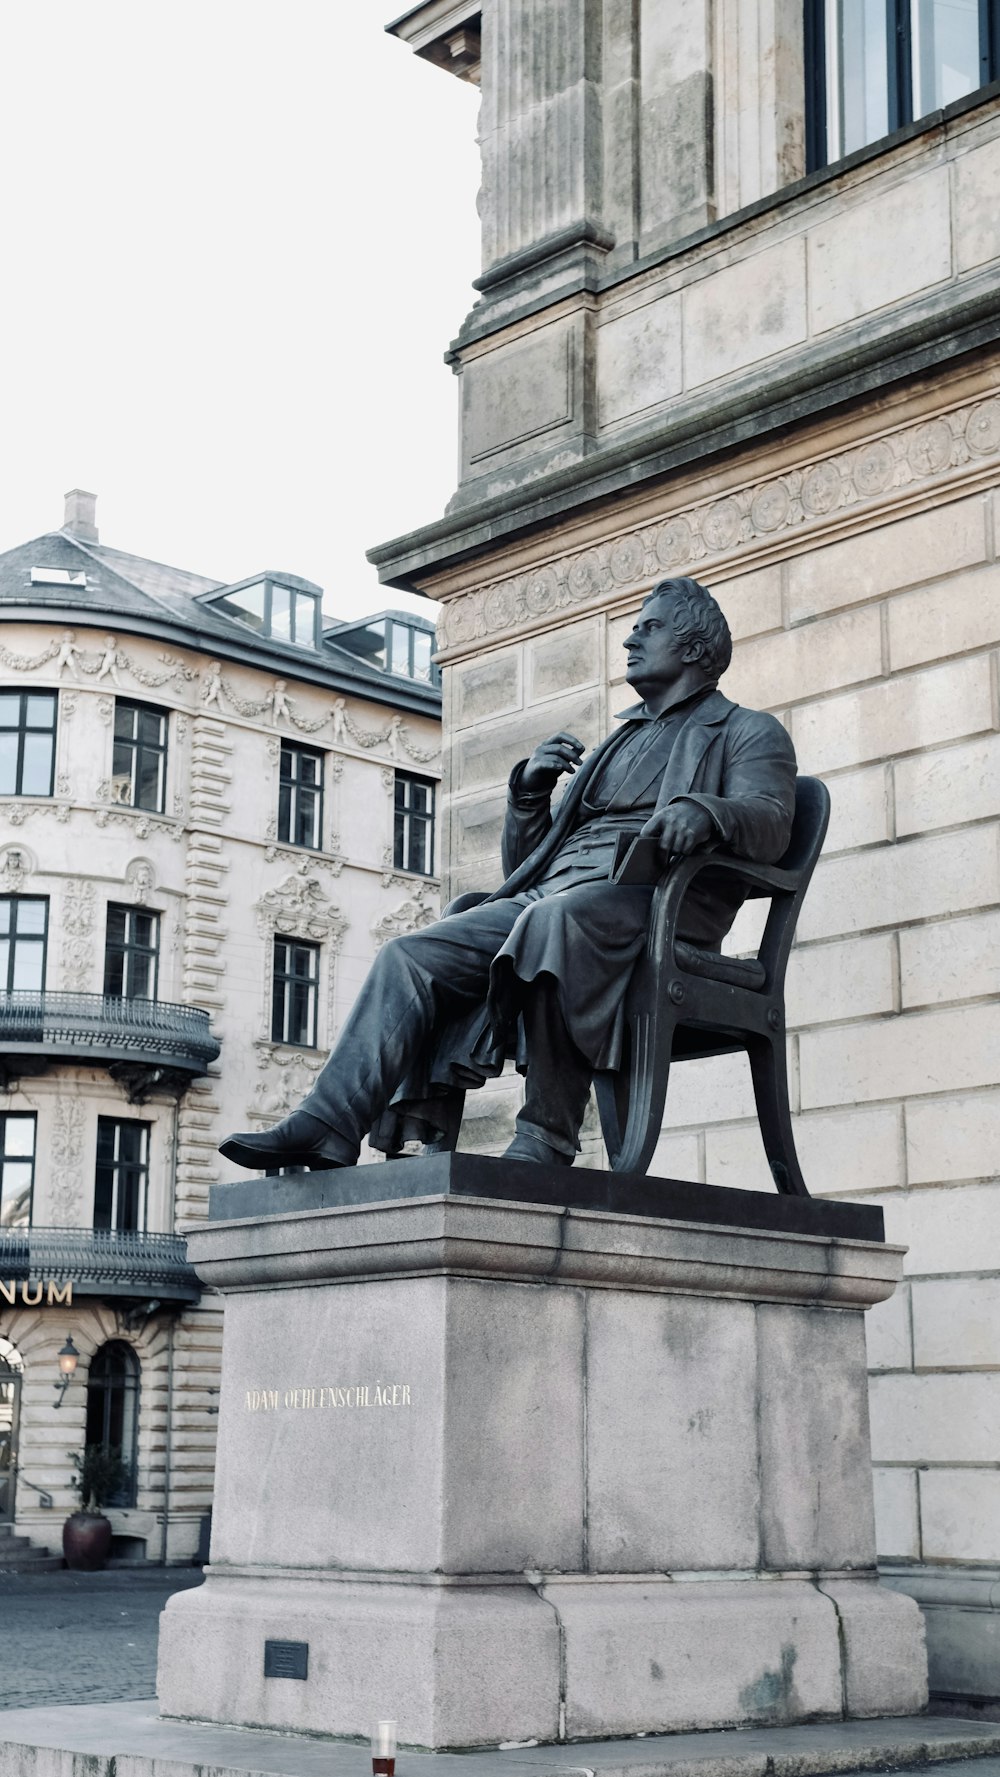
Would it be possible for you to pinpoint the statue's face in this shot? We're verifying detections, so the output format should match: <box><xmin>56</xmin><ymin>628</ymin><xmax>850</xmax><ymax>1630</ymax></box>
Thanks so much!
<box><xmin>623</xmin><ymin>593</ymin><xmax>696</xmax><ymax>693</ymax></box>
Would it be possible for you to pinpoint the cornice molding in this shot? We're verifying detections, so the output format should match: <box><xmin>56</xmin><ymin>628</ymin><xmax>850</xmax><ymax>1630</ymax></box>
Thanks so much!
<box><xmin>434</xmin><ymin>390</ymin><xmax>1000</xmax><ymax>661</ymax></box>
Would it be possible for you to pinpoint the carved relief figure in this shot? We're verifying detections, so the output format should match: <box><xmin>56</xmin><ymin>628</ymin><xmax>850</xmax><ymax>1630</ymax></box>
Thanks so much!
<box><xmin>201</xmin><ymin>662</ymin><xmax>224</xmax><ymax>708</ymax></box>
<box><xmin>95</xmin><ymin>636</ymin><xmax>123</xmax><ymax>685</ymax></box>
<box><xmin>55</xmin><ymin>631</ymin><xmax>81</xmax><ymax>680</ymax></box>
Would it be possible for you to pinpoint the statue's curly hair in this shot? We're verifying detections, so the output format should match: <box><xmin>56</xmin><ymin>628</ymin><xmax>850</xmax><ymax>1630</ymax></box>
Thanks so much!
<box><xmin>643</xmin><ymin>576</ymin><xmax>733</xmax><ymax>679</ymax></box>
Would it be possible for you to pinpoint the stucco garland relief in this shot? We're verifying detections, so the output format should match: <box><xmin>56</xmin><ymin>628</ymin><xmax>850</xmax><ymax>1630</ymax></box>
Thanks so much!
<box><xmin>434</xmin><ymin>395</ymin><xmax>1000</xmax><ymax>658</ymax></box>
<box><xmin>3</xmin><ymin>634</ymin><xmax>441</xmax><ymax>764</ymax></box>
<box><xmin>0</xmin><ymin>631</ymin><xmax>199</xmax><ymax>688</ymax></box>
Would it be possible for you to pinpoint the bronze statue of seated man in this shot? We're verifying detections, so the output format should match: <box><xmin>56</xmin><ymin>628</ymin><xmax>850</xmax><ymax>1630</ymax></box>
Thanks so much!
<box><xmin>220</xmin><ymin>576</ymin><xmax>797</xmax><ymax>1173</ymax></box>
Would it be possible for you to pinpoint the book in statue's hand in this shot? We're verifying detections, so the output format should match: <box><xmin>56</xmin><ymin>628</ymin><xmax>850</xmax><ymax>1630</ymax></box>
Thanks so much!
<box><xmin>610</xmin><ymin>832</ymin><xmax>665</xmax><ymax>886</ymax></box>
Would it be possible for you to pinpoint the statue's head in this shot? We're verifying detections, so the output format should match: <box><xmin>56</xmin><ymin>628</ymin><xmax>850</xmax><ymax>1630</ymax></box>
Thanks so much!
<box><xmin>640</xmin><ymin>577</ymin><xmax>732</xmax><ymax>681</ymax></box>
<box><xmin>624</xmin><ymin>577</ymin><xmax>732</xmax><ymax>707</ymax></box>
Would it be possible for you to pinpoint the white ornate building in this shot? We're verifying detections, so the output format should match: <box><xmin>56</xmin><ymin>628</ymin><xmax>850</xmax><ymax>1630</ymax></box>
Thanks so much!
<box><xmin>0</xmin><ymin>490</ymin><xmax>441</xmax><ymax>1564</ymax></box>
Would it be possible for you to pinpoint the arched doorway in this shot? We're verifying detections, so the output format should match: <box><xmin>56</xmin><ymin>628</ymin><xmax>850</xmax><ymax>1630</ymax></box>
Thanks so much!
<box><xmin>85</xmin><ymin>1341</ymin><xmax>140</xmax><ymax>1507</ymax></box>
<box><xmin>0</xmin><ymin>1338</ymin><xmax>23</xmax><ymax>1523</ymax></box>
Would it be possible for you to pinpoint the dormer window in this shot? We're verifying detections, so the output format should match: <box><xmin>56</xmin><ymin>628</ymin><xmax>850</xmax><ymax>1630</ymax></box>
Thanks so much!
<box><xmin>328</xmin><ymin>612</ymin><xmax>439</xmax><ymax>686</ymax></box>
<box><xmin>208</xmin><ymin>575</ymin><xmax>322</xmax><ymax>650</ymax></box>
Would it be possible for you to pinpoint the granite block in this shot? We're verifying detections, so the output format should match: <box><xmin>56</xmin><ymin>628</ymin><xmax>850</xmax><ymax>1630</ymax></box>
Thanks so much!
<box><xmin>758</xmin><ymin>1306</ymin><xmax>877</xmax><ymax>1570</ymax></box>
<box><xmin>585</xmin><ymin>1292</ymin><xmax>759</xmax><ymax>1571</ymax></box>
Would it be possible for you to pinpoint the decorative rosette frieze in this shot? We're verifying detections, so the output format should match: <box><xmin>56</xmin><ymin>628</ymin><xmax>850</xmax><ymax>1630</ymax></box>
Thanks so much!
<box><xmin>434</xmin><ymin>394</ymin><xmax>1000</xmax><ymax>660</ymax></box>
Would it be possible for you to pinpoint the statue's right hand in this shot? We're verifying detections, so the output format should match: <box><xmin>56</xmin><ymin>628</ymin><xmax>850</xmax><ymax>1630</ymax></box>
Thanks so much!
<box><xmin>519</xmin><ymin>732</ymin><xmax>586</xmax><ymax>794</ymax></box>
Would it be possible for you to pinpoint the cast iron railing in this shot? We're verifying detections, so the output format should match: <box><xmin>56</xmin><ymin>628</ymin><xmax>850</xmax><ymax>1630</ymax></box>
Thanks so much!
<box><xmin>0</xmin><ymin>1227</ymin><xmax>200</xmax><ymax>1303</ymax></box>
<box><xmin>0</xmin><ymin>991</ymin><xmax>220</xmax><ymax>1070</ymax></box>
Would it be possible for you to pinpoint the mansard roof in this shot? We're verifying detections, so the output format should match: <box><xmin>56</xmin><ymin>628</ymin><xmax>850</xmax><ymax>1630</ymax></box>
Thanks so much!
<box><xmin>0</xmin><ymin>528</ymin><xmax>440</xmax><ymax>717</ymax></box>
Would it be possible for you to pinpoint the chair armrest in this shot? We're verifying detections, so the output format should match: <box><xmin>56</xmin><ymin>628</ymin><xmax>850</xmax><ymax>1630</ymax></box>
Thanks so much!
<box><xmin>652</xmin><ymin>850</ymin><xmax>797</xmax><ymax>923</ymax></box>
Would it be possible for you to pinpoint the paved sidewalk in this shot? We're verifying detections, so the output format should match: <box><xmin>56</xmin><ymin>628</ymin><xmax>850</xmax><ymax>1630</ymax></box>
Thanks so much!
<box><xmin>0</xmin><ymin>1569</ymin><xmax>204</xmax><ymax>1712</ymax></box>
<box><xmin>1</xmin><ymin>1702</ymin><xmax>1000</xmax><ymax>1777</ymax></box>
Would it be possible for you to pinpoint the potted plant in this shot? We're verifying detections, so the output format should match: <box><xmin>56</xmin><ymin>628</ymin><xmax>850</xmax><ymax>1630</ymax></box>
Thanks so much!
<box><xmin>63</xmin><ymin>1444</ymin><xmax>130</xmax><ymax>1571</ymax></box>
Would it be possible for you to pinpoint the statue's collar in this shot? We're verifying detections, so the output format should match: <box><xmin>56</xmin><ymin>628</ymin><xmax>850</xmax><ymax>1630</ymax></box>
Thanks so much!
<box><xmin>614</xmin><ymin>684</ymin><xmax>727</xmax><ymax>723</ymax></box>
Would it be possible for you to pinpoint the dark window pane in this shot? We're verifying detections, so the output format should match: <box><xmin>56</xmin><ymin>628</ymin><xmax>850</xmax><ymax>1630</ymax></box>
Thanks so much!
<box><xmin>136</xmin><ymin>753</ymin><xmax>162</xmax><ymax>811</ymax></box>
<box><xmin>278</xmin><ymin>780</ymin><xmax>293</xmax><ymax>842</ymax></box>
<box><xmin>133</xmin><ymin>912</ymin><xmax>155</xmax><ymax>949</ymax></box>
<box><xmin>114</xmin><ymin>705</ymin><xmax>136</xmax><ymax>741</ymax></box>
<box><xmin>106</xmin><ymin>907</ymin><xmax>128</xmax><ymax>947</ymax></box>
<box><xmin>94</xmin><ymin>1118</ymin><xmax>149</xmax><ymax>1233</ymax></box>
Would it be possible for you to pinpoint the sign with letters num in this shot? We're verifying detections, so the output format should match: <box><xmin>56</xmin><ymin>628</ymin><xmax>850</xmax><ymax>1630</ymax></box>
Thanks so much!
<box><xmin>245</xmin><ymin>1381</ymin><xmax>412</xmax><ymax>1411</ymax></box>
<box><xmin>0</xmin><ymin>1279</ymin><xmax>74</xmax><ymax>1306</ymax></box>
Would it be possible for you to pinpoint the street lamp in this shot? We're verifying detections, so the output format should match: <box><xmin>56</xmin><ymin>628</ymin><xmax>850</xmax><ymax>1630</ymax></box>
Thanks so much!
<box><xmin>53</xmin><ymin>1335</ymin><xmax>80</xmax><ymax>1408</ymax></box>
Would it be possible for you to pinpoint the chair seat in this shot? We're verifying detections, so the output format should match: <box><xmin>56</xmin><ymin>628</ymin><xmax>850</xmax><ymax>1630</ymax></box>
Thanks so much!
<box><xmin>674</xmin><ymin>941</ymin><xmax>766</xmax><ymax>991</ymax></box>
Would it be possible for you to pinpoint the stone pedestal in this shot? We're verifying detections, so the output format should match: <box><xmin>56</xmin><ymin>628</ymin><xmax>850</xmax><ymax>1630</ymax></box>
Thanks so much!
<box><xmin>157</xmin><ymin>1157</ymin><xmax>927</xmax><ymax>1749</ymax></box>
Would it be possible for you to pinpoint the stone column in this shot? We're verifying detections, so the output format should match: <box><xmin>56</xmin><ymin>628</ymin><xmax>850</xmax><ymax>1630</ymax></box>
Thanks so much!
<box><xmin>158</xmin><ymin>1156</ymin><xmax>927</xmax><ymax>1748</ymax></box>
<box><xmin>478</xmin><ymin>0</ymin><xmax>610</xmax><ymax>287</ymax></box>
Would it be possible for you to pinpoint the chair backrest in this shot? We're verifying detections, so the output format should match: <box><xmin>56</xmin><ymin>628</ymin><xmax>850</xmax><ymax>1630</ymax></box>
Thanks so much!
<box><xmin>777</xmin><ymin>774</ymin><xmax>831</xmax><ymax>878</ymax></box>
<box><xmin>755</xmin><ymin>774</ymin><xmax>830</xmax><ymax>981</ymax></box>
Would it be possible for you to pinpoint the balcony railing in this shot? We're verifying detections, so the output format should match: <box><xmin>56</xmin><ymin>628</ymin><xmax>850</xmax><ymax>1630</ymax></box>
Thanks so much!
<box><xmin>0</xmin><ymin>991</ymin><xmax>220</xmax><ymax>1084</ymax></box>
<box><xmin>0</xmin><ymin>1227</ymin><xmax>200</xmax><ymax>1304</ymax></box>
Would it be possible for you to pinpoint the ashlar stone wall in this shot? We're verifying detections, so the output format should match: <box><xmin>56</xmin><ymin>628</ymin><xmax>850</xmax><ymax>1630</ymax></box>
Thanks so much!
<box><xmin>435</xmin><ymin>359</ymin><xmax>1000</xmax><ymax>1589</ymax></box>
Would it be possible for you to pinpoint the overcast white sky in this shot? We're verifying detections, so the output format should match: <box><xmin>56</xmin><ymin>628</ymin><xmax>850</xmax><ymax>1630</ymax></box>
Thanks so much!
<box><xmin>0</xmin><ymin>3</ymin><xmax>481</xmax><ymax>621</ymax></box>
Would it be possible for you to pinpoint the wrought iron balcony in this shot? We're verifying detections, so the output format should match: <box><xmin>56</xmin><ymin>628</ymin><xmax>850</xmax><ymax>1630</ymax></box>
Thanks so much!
<box><xmin>0</xmin><ymin>1226</ymin><xmax>200</xmax><ymax>1306</ymax></box>
<box><xmin>0</xmin><ymin>991</ymin><xmax>220</xmax><ymax>1096</ymax></box>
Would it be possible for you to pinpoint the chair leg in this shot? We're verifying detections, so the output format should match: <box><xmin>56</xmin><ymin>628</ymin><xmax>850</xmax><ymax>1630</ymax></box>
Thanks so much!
<box><xmin>747</xmin><ymin>1034</ymin><xmax>810</xmax><ymax>1197</ymax></box>
<box><xmin>596</xmin><ymin>1013</ymin><xmax>675</xmax><ymax>1176</ymax></box>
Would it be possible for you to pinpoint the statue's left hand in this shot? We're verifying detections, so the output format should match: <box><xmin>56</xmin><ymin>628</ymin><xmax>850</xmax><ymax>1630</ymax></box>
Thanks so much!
<box><xmin>640</xmin><ymin>801</ymin><xmax>716</xmax><ymax>861</ymax></box>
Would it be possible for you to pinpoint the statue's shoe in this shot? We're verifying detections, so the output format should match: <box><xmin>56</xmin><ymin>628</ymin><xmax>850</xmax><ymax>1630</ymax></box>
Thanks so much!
<box><xmin>502</xmin><ymin>1132</ymin><xmax>574</xmax><ymax>1167</ymax></box>
<box><xmin>219</xmin><ymin>1110</ymin><xmax>356</xmax><ymax>1172</ymax></box>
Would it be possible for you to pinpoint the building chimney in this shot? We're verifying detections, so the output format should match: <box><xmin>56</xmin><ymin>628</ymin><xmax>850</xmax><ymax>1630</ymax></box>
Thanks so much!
<box><xmin>63</xmin><ymin>489</ymin><xmax>98</xmax><ymax>543</ymax></box>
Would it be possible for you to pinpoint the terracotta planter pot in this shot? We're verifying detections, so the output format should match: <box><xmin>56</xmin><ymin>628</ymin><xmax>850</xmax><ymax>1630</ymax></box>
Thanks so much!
<box><xmin>62</xmin><ymin>1510</ymin><xmax>113</xmax><ymax>1571</ymax></box>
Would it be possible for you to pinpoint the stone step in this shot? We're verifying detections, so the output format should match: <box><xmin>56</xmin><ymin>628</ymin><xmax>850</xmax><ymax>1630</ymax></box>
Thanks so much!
<box><xmin>0</xmin><ymin>1553</ymin><xmax>62</xmax><ymax>1572</ymax></box>
<box><xmin>1</xmin><ymin>1705</ymin><xmax>1000</xmax><ymax>1777</ymax></box>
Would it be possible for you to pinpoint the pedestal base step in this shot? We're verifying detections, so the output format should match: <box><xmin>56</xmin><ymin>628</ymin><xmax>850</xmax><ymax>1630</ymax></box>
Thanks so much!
<box><xmin>156</xmin><ymin>1573</ymin><xmax>927</xmax><ymax>1747</ymax></box>
<box><xmin>1</xmin><ymin>1701</ymin><xmax>999</xmax><ymax>1777</ymax></box>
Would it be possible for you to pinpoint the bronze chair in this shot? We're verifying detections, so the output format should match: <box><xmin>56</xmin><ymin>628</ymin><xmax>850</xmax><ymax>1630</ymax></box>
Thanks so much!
<box><xmin>417</xmin><ymin>775</ymin><xmax>829</xmax><ymax>1194</ymax></box>
<box><xmin>593</xmin><ymin>774</ymin><xmax>830</xmax><ymax>1192</ymax></box>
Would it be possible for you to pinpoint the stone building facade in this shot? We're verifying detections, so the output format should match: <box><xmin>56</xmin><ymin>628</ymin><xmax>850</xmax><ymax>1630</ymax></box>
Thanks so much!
<box><xmin>377</xmin><ymin>5</ymin><xmax>1000</xmax><ymax>1707</ymax></box>
<box><xmin>0</xmin><ymin>493</ymin><xmax>440</xmax><ymax>1564</ymax></box>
